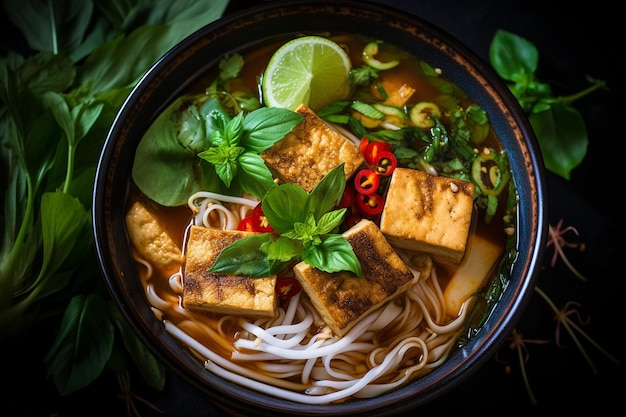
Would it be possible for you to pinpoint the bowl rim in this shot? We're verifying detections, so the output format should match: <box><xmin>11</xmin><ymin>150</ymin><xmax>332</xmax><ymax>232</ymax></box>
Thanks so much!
<box><xmin>93</xmin><ymin>0</ymin><xmax>549</xmax><ymax>415</ymax></box>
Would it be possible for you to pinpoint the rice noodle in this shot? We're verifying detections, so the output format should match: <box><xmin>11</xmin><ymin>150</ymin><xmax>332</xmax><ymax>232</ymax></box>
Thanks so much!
<box><xmin>131</xmin><ymin>190</ymin><xmax>471</xmax><ymax>404</ymax></box>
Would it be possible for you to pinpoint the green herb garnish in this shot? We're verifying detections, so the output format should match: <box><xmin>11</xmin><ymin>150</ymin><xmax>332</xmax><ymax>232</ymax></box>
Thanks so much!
<box><xmin>0</xmin><ymin>0</ymin><xmax>231</xmax><ymax>400</ymax></box>
<box><xmin>489</xmin><ymin>29</ymin><xmax>607</xmax><ymax>180</ymax></box>
<box><xmin>132</xmin><ymin>96</ymin><xmax>303</xmax><ymax>206</ymax></box>
<box><xmin>209</xmin><ymin>164</ymin><xmax>362</xmax><ymax>277</ymax></box>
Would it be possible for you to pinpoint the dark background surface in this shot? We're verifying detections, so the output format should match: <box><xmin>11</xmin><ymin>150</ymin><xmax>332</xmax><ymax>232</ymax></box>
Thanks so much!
<box><xmin>4</xmin><ymin>0</ymin><xmax>623</xmax><ymax>415</ymax></box>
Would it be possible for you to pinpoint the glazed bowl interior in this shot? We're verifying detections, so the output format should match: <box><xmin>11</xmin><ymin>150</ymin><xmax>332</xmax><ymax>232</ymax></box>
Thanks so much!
<box><xmin>93</xmin><ymin>1</ymin><xmax>548</xmax><ymax>416</ymax></box>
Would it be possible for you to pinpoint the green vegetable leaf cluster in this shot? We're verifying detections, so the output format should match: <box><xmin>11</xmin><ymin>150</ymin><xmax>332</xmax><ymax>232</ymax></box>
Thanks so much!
<box><xmin>489</xmin><ymin>29</ymin><xmax>607</xmax><ymax>180</ymax></box>
<box><xmin>132</xmin><ymin>95</ymin><xmax>303</xmax><ymax>206</ymax></box>
<box><xmin>210</xmin><ymin>164</ymin><xmax>362</xmax><ymax>278</ymax></box>
<box><xmin>0</xmin><ymin>0</ymin><xmax>230</xmax><ymax>401</ymax></box>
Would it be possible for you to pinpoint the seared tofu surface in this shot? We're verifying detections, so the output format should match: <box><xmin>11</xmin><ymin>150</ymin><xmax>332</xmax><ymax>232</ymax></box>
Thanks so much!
<box><xmin>293</xmin><ymin>219</ymin><xmax>415</xmax><ymax>336</ymax></box>
<box><xmin>182</xmin><ymin>226</ymin><xmax>277</xmax><ymax>317</ymax></box>
<box><xmin>379</xmin><ymin>168</ymin><xmax>475</xmax><ymax>265</ymax></box>
<box><xmin>260</xmin><ymin>103</ymin><xmax>364</xmax><ymax>192</ymax></box>
<box><xmin>125</xmin><ymin>201</ymin><xmax>184</xmax><ymax>276</ymax></box>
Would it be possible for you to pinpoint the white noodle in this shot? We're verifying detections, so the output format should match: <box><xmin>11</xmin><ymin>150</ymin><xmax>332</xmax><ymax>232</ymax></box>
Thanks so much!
<box><xmin>129</xmin><ymin>188</ymin><xmax>488</xmax><ymax>404</ymax></box>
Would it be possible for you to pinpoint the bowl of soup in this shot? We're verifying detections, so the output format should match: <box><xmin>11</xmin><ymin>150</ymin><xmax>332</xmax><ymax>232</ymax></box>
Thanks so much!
<box><xmin>93</xmin><ymin>0</ymin><xmax>548</xmax><ymax>415</ymax></box>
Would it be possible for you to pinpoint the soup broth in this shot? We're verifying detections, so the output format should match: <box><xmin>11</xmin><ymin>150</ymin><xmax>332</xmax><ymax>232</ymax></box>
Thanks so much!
<box><xmin>125</xmin><ymin>33</ymin><xmax>517</xmax><ymax>404</ymax></box>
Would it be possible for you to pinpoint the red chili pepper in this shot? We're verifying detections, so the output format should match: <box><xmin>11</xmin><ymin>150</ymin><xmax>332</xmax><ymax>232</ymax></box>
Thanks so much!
<box><xmin>251</xmin><ymin>203</ymin><xmax>274</xmax><ymax>233</ymax></box>
<box><xmin>363</xmin><ymin>140</ymin><xmax>392</xmax><ymax>165</ymax></box>
<box><xmin>359</xmin><ymin>137</ymin><xmax>371</xmax><ymax>155</ymax></box>
<box><xmin>276</xmin><ymin>277</ymin><xmax>301</xmax><ymax>300</ymax></box>
<box><xmin>354</xmin><ymin>169</ymin><xmax>380</xmax><ymax>195</ymax></box>
<box><xmin>236</xmin><ymin>203</ymin><xmax>275</xmax><ymax>233</ymax></box>
<box><xmin>373</xmin><ymin>150</ymin><xmax>397</xmax><ymax>176</ymax></box>
<box><xmin>337</xmin><ymin>182</ymin><xmax>357</xmax><ymax>209</ymax></box>
<box><xmin>237</xmin><ymin>216</ymin><xmax>256</xmax><ymax>232</ymax></box>
<box><xmin>355</xmin><ymin>192</ymin><xmax>384</xmax><ymax>217</ymax></box>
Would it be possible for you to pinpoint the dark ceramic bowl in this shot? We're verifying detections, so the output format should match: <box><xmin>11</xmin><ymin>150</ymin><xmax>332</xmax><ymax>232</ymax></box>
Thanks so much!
<box><xmin>93</xmin><ymin>1</ymin><xmax>548</xmax><ymax>415</ymax></box>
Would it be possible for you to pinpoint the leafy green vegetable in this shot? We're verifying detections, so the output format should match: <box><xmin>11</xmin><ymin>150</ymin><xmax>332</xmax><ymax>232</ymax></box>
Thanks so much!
<box><xmin>210</xmin><ymin>164</ymin><xmax>362</xmax><ymax>277</ymax></box>
<box><xmin>133</xmin><ymin>95</ymin><xmax>303</xmax><ymax>206</ymax></box>
<box><xmin>44</xmin><ymin>294</ymin><xmax>114</xmax><ymax>396</ymax></box>
<box><xmin>489</xmin><ymin>29</ymin><xmax>607</xmax><ymax>179</ymax></box>
<box><xmin>0</xmin><ymin>0</ymin><xmax>230</xmax><ymax>402</ymax></box>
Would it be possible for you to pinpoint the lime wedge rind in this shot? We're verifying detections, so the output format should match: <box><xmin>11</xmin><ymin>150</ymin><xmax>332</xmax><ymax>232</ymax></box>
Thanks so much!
<box><xmin>262</xmin><ymin>36</ymin><xmax>352</xmax><ymax>111</ymax></box>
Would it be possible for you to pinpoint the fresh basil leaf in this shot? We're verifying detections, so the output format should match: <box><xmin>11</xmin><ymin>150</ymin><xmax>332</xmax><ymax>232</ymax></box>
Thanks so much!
<box><xmin>44</xmin><ymin>294</ymin><xmax>114</xmax><ymax>396</ymax></box>
<box><xmin>41</xmin><ymin>191</ymin><xmax>91</xmax><ymax>276</ymax></box>
<box><xmin>23</xmin><ymin>111</ymin><xmax>61</xmax><ymax>190</ymax></box>
<box><xmin>236</xmin><ymin>152</ymin><xmax>276</xmax><ymax>200</ymax></box>
<box><xmin>529</xmin><ymin>101</ymin><xmax>587</xmax><ymax>180</ymax></box>
<box><xmin>44</xmin><ymin>91</ymin><xmax>104</xmax><ymax>151</ymax></box>
<box><xmin>240</xmin><ymin>107</ymin><xmax>303</xmax><ymax>153</ymax></box>
<box><xmin>3</xmin><ymin>0</ymin><xmax>96</xmax><ymax>61</ymax></box>
<box><xmin>18</xmin><ymin>51</ymin><xmax>76</xmax><ymax>95</ymax></box>
<box><xmin>198</xmin><ymin>145</ymin><xmax>238</xmax><ymax>166</ymax></box>
<box><xmin>306</xmin><ymin>163</ymin><xmax>346</xmax><ymax>219</ymax></box>
<box><xmin>209</xmin><ymin>233</ymin><xmax>271</xmax><ymax>276</ymax></box>
<box><xmin>103</xmin><ymin>0</ymin><xmax>230</xmax><ymax>34</ymax></box>
<box><xmin>315</xmin><ymin>209</ymin><xmax>346</xmax><ymax>235</ymax></box>
<box><xmin>212</xmin><ymin>154</ymin><xmax>239</xmax><ymax>188</ymax></box>
<box><xmin>77</xmin><ymin>1</ymin><xmax>229</xmax><ymax>95</ymax></box>
<box><xmin>283</xmin><ymin>214</ymin><xmax>321</xmax><ymax>245</ymax></box>
<box><xmin>199</xmin><ymin>159</ymin><xmax>232</xmax><ymax>196</ymax></box>
<box><xmin>224</xmin><ymin>111</ymin><xmax>244</xmax><ymax>146</ymax></box>
<box><xmin>263</xmin><ymin>183</ymin><xmax>309</xmax><ymax>233</ymax></box>
<box><xmin>302</xmin><ymin>235</ymin><xmax>361</xmax><ymax>276</ymax></box>
<box><xmin>132</xmin><ymin>96</ymin><xmax>215</xmax><ymax>206</ymax></box>
<box><xmin>489</xmin><ymin>29</ymin><xmax>538</xmax><ymax>83</ymax></box>
<box><xmin>209</xmin><ymin>233</ymin><xmax>277</xmax><ymax>277</ymax></box>
<box><xmin>265</xmin><ymin>235</ymin><xmax>304</xmax><ymax>262</ymax></box>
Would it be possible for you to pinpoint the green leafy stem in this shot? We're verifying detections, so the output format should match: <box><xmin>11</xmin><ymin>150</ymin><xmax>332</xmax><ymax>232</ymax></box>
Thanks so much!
<box><xmin>1</xmin><ymin>0</ymin><xmax>231</xmax><ymax>406</ymax></box>
<box><xmin>209</xmin><ymin>164</ymin><xmax>362</xmax><ymax>277</ymax></box>
<box><xmin>489</xmin><ymin>29</ymin><xmax>608</xmax><ymax>180</ymax></box>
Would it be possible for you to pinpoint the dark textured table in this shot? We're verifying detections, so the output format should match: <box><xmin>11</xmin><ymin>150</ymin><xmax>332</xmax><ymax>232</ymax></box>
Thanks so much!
<box><xmin>6</xmin><ymin>0</ymin><xmax>622</xmax><ymax>415</ymax></box>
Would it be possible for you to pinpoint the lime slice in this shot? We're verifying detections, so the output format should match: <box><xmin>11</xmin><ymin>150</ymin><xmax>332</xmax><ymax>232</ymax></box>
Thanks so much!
<box><xmin>262</xmin><ymin>36</ymin><xmax>352</xmax><ymax>111</ymax></box>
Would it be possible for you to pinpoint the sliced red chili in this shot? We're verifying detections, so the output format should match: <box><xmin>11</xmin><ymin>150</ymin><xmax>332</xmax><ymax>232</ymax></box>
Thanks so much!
<box><xmin>251</xmin><ymin>203</ymin><xmax>274</xmax><ymax>233</ymax></box>
<box><xmin>237</xmin><ymin>216</ymin><xmax>256</xmax><ymax>232</ymax></box>
<box><xmin>373</xmin><ymin>150</ymin><xmax>397</xmax><ymax>176</ymax></box>
<box><xmin>237</xmin><ymin>203</ymin><xmax>275</xmax><ymax>232</ymax></box>
<box><xmin>276</xmin><ymin>277</ymin><xmax>301</xmax><ymax>300</ymax></box>
<box><xmin>355</xmin><ymin>192</ymin><xmax>384</xmax><ymax>217</ymax></box>
<box><xmin>363</xmin><ymin>140</ymin><xmax>392</xmax><ymax>165</ymax></box>
<box><xmin>359</xmin><ymin>137</ymin><xmax>371</xmax><ymax>155</ymax></box>
<box><xmin>354</xmin><ymin>169</ymin><xmax>380</xmax><ymax>195</ymax></box>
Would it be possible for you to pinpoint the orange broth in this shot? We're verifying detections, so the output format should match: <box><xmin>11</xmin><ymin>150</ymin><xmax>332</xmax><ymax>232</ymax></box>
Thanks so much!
<box><xmin>126</xmin><ymin>33</ymin><xmax>514</xmax><ymax>398</ymax></box>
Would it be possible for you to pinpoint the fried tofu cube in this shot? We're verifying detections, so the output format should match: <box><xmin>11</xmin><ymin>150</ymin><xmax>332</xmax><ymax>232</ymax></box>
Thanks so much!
<box><xmin>260</xmin><ymin>103</ymin><xmax>364</xmax><ymax>192</ymax></box>
<box><xmin>125</xmin><ymin>201</ymin><xmax>184</xmax><ymax>276</ymax></box>
<box><xmin>182</xmin><ymin>226</ymin><xmax>277</xmax><ymax>317</ymax></box>
<box><xmin>293</xmin><ymin>219</ymin><xmax>415</xmax><ymax>336</ymax></box>
<box><xmin>379</xmin><ymin>168</ymin><xmax>475</xmax><ymax>265</ymax></box>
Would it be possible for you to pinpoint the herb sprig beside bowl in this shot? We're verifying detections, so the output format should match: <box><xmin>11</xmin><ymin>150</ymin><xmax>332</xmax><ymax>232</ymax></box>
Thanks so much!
<box><xmin>489</xmin><ymin>29</ymin><xmax>607</xmax><ymax>180</ymax></box>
